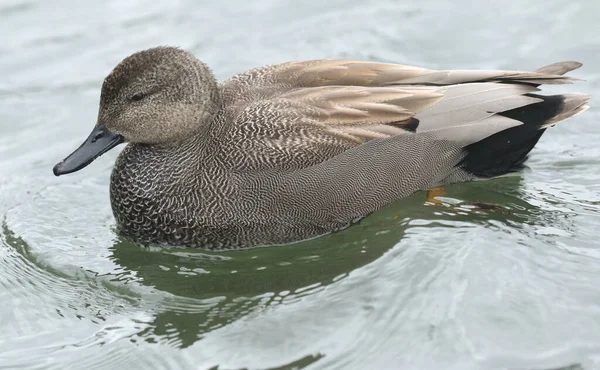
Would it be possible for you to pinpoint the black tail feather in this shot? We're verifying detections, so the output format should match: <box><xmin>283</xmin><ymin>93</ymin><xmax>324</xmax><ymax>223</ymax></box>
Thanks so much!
<box><xmin>460</xmin><ymin>94</ymin><xmax>567</xmax><ymax>178</ymax></box>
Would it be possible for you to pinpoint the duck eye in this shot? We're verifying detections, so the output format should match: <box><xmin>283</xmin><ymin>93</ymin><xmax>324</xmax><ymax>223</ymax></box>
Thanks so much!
<box><xmin>131</xmin><ymin>92</ymin><xmax>145</xmax><ymax>101</ymax></box>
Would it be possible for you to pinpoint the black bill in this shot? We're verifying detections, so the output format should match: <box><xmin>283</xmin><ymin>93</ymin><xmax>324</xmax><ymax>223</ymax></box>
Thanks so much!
<box><xmin>53</xmin><ymin>124</ymin><xmax>124</xmax><ymax>176</ymax></box>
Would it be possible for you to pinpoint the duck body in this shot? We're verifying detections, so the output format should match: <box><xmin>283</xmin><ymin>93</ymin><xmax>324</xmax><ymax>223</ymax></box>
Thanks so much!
<box><xmin>110</xmin><ymin>120</ymin><xmax>465</xmax><ymax>249</ymax></box>
<box><xmin>53</xmin><ymin>47</ymin><xmax>590</xmax><ymax>250</ymax></box>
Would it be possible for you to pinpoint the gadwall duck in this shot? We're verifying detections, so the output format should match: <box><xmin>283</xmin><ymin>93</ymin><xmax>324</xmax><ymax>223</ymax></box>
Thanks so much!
<box><xmin>53</xmin><ymin>47</ymin><xmax>589</xmax><ymax>250</ymax></box>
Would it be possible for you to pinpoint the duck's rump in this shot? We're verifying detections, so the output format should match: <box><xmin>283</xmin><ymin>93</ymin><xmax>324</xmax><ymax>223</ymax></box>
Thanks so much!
<box><xmin>460</xmin><ymin>92</ymin><xmax>589</xmax><ymax>177</ymax></box>
<box><xmin>407</xmin><ymin>81</ymin><xmax>590</xmax><ymax>178</ymax></box>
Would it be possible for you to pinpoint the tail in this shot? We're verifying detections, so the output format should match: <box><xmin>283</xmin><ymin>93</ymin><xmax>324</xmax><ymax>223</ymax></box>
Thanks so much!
<box><xmin>458</xmin><ymin>62</ymin><xmax>590</xmax><ymax>178</ymax></box>
<box><xmin>460</xmin><ymin>93</ymin><xmax>589</xmax><ymax>177</ymax></box>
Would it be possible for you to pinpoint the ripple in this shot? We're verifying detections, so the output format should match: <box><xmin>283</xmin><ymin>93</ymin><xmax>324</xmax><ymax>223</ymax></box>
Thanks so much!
<box><xmin>0</xmin><ymin>222</ymin><xmax>139</xmax><ymax>323</ymax></box>
<box><xmin>0</xmin><ymin>1</ymin><xmax>34</xmax><ymax>15</ymax></box>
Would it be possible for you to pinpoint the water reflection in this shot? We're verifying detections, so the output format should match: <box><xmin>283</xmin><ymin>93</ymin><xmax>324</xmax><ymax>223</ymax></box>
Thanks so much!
<box><xmin>103</xmin><ymin>176</ymin><xmax>544</xmax><ymax>349</ymax></box>
<box><xmin>107</xmin><ymin>207</ymin><xmax>408</xmax><ymax>348</ymax></box>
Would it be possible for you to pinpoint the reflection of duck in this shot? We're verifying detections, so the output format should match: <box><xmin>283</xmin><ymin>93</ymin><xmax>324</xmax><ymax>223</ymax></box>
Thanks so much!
<box><xmin>108</xmin><ymin>207</ymin><xmax>407</xmax><ymax>348</ymax></box>
<box><xmin>107</xmin><ymin>176</ymin><xmax>552</xmax><ymax>348</ymax></box>
<box><xmin>53</xmin><ymin>46</ymin><xmax>589</xmax><ymax>250</ymax></box>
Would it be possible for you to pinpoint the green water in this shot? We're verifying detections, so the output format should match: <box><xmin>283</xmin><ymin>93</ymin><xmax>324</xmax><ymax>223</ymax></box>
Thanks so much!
<box><xmin>1</xmin><ymin>0</ymin><xmax>600</xmax><ymax>369</ymax></box>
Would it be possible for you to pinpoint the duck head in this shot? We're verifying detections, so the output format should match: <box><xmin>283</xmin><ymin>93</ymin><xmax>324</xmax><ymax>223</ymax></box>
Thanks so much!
<box><xmin>53</xmin><ymin>46</ymin><xmax>220</xmax><ymax>176</ymax></box>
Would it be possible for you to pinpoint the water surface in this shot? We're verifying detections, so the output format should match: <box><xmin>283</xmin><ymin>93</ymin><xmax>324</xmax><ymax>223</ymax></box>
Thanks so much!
<box><xmin>1</xmin><ymin>0</ymin><xmax>600</xmax><ymax>369</ymax></box>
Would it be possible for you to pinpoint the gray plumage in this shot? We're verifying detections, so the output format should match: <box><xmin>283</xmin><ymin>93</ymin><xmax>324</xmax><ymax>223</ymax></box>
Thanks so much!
<box><xmin>64</xmin><ymin>46</ymin><xmax>590</xmax><ymax>250</ymax></box>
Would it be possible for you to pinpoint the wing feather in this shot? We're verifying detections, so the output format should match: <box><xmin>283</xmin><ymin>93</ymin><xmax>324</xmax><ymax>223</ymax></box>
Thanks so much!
<box><xmin>220</xmin><ymin>58</ymin><xmax>584</xmax><ymax>166</ymax></box>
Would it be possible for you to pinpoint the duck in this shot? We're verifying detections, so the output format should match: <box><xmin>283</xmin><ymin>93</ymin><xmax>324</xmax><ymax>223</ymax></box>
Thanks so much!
<box><xmin>53</xmin><ymin>46</ymin><xmax>590</xmax><ymax>250</ymax></box>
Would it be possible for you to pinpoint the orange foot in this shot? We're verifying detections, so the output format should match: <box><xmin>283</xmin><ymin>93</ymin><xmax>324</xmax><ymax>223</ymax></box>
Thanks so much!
<box><xmin>425</xmin><ymin>187</ymin><xmax>503</xmax><ymax>211</ymax></box>
<box><xmin>425</xmin><ymin>187</ymin><xmax>448</xmax><ymax>206</ymax></box>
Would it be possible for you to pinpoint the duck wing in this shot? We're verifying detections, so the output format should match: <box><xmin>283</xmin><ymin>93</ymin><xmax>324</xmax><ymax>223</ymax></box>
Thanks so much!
<box><xmin>220</xmin><ymin>59</ymin><xmax>587</xmax><ymax>171</ymax></box>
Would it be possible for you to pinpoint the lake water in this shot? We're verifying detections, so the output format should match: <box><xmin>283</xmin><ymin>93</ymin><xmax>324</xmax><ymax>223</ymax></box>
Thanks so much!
<box><xmin>1</xmin><ymin>0</ymin><xmax>599</xmax><ymax>369</ymax></box>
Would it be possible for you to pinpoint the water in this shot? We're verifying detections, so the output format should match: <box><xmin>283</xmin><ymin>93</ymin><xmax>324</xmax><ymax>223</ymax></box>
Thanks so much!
<box><xmin>1</xmin><ymin>0</ymin><xmax>599</xmax><ymax>369</ymax></box>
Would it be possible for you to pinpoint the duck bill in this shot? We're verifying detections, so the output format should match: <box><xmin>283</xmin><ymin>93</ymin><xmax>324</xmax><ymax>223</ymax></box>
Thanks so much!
<box><xmin>53</xmin><ymin>124</ymin><xmax>124</xmax><ymax>176</ymax></box>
